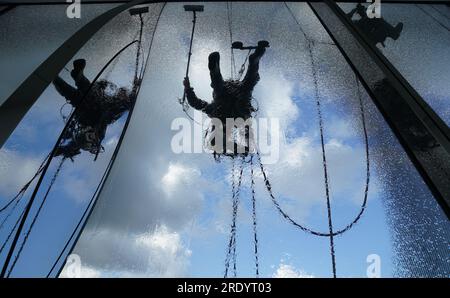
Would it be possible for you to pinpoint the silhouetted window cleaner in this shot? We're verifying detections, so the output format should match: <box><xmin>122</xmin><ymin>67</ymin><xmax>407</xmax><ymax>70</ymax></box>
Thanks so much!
<box><xmin>347</xmin><ymin>3</ymin><xmax>403</xmax><ymax>48</ymax></box>
<box><xmin>179</xmin><ymin>5</ymin><xmax>270</xmax><ymax>160</ymax></box>
<box><xmin>183</xmin><ymin>41</ymin><xmax>269</xmax><ymax>159</ymax></box>
<box><xmin>53</xmin><ymin>59</ymin><xmax>133</xmax><ymax>160</ymax></box>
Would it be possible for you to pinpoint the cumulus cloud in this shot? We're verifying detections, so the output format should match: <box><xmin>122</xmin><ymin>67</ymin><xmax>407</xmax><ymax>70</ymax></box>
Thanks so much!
<box><xmin>256</xmin><ymin>74</ymin><xmax>299</xmax><ymax>133</ymax></box>
<box><xmin>71</xmin><ymin>224</ymin><xmax>191</xmax><ymax>277</ymax></box>
<box><xmin>0</xmin><ymin>149</ymin><xmax>41</xmax><ymax>197</ymax></box>
<box><xmin>60</xmin><ymin>264</ymin><xmax>102</xmax><ymax>278</ymax></box>
<box><xmin>161</xmin><ymin>162</ymin><xmax>201</xmax><ymax>198</ymax></box>
<box><xmin>272</xmin><ymin>263</ymin><xmax>314</xmax><ymax>278</ymax></box>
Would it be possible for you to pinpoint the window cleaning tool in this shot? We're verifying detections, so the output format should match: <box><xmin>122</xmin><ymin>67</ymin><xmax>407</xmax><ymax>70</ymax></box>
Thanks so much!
<box><xmin>231</xmin><ymin>40</ymin><xmax>269</xmax><ymax>79</ymax></box>
<box><xmin>181</xmin><ymin>5</ymin><xmax>204</xmax><ymax>105</ymax></box>
<box><xmin>231</xmin><ymin>40</ymin><xmax>270</xmax><ymax>50</ymax></box>
<box><xmin>129</xmin><ymin>6</ymin><xmax>149</xmax><ymax>84</ymax></box>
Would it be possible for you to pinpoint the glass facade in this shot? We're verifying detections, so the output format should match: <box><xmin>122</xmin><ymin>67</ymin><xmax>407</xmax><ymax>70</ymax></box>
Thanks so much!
<box><xmin>0</xmin><ymin>2</ymin><xmax>448</xmax><ymax>278</ymax></box>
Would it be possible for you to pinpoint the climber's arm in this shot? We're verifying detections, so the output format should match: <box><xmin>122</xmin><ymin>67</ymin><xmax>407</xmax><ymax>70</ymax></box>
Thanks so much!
<box><xmin>183</xmin><ymin>77</ymin><xmax>209</xmax><ymax>111</ymax></box>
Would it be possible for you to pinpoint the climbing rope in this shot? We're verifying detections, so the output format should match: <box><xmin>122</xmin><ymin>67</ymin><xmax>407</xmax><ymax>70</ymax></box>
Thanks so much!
<box><xmin>231</xmin><ymin>161</ymin><xmax>242</xmax><ymax>278</ymax></box>
<box><xmin>286</xmin><ymin>3</ymin><xmax>370</xmax><ymax>234</ymax></box>
<box><xmin>223</xmin><ymin>158</ymin><xmax>235</xmax><ymax>277</ymax></box>
<box><xmin>0</xmin><ymin>152</ymin><xmax>51</xmax><ymax>216</ymax></box>
<box><xmin>0</xmin><ymin>209</ymin><xmax>25</xmax><ymax>256</ymax></box>
<box><xmin>6</xmin><ymin>157</ymin><xmax>66</xmax><ymax>277</ymax></box>
<box><xmin>227</xmin><ymin>2</ymin><xmax>236</xmax><ymax>79</ymax></box>
<box><xmin>310</xmin><ymin>30</ymin><xmax>337</xmax><ymax>278</ymax></box>
<box><xmin>253</xmin><ymin>73</ymin><xmax>370</xmax><ymax>277</ymax></box>
<box><xmin>224</xmin><ymin>157</ymin><xmax>244</xmax><ymax>278</ymax></box>
<box><xmin>254</xmin><ymin>73</ymin><xmax>370</xmax><ymax>238</ymax></box>
<box><xmin>226</xmin><ymin>2</ymin><xmax>255</xmax><ymax>81</ymax></box>
<box><xmin>250</xmin><ymin>155</ymin><xmax>260</xmax><ymax>277</ymax></box>
<box><xmin>236</xmin><ymin>50</ymin><xmax>252</xmax><ymax>81</ymax></box>
<box><xmin>0</xmin><ymin>154</ymin><xmax>51</xmax><ymax>258</ymax></box>
<box><xmin>46</xmin><ymin>153</ymin><xmax>113</xmax><ymax>277</ymax></box>
<box><xmin>286</xmin><ymin>1</ymin><xmax>336</xmax><ymax>276</ymax></box>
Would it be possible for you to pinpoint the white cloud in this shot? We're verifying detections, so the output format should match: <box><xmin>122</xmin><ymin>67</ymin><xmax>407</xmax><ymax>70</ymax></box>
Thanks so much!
<box><xmin>59</xmin><ymin>264</ymin><xmax>102</xmax><ymax>278</ymax></box>
<box><xmin>272</xmin><ymin>263</ymin><xmax>314</xmax><ymax>278</ymax></box>
<box><xmin>0</xmin><ymin>149</ymin><xmax>41</xmax><ymax>197</ymax></box>
<box><xmin>72</xmin><ymin>225</ymin><xmax>191</xmax><ymax>277</ymax></box>
<box><xmin>256</xmin><ymin>75</ymin><xmax>299</xmax><ymax>132</ymax></box>
<box><xmin>161</xmin><ymin>162</ymin><xmax>201</xmax><ymax>198</ymax></box>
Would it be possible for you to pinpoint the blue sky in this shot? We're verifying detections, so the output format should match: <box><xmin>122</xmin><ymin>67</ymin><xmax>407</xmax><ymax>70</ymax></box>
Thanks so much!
<box><xmin>0</xmin><ymin>2</ymin><xmax>449</xmax><ymax>278</ymax></box>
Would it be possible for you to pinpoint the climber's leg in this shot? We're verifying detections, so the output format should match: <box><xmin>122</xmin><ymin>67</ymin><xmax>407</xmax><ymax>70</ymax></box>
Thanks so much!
<box><xmin>208</xmin><ymin>52</ymin><xmax>224</xmax><ymax>95</ymax></box>
<box><xmin>242</xmin><ymin>41</ymin><xmax>267</xmax><ymax>92</ymax></box>
<box><xmin>71</xmin><ymin>59</ymin><xmax>91</xmax><ymax>94</ymax></box>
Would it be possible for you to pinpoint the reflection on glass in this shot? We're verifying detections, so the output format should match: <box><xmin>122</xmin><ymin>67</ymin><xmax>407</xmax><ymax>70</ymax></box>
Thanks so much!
<box><xmin>339</xmin><ymin>3</ymin><xmax>450</xmax><ymax>127</ymax></box>
<box><xmin>345</xmin><ymin>3</ymin><xmax>404</xmax><ymax>48</ymax></box>
<box><xmin>0</xmin><ymin>4</ymin><xmax>163</xmax><ymax>277</ymax></box>
<box><xmin>53</xmin><ymin>59</ymin><xmax>134</xmax><ymax>160</ymax></box>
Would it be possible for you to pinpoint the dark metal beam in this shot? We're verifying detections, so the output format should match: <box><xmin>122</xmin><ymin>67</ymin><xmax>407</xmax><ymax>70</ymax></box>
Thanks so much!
<box><xmin>308</xmin><ymin>0</ymin><xmax>450</xmax><ymax>218</ymax></box>
<box><xmin>0</xmin><ymin>0</ymin><xmax>147</xmax><ymax>148</ymax></box>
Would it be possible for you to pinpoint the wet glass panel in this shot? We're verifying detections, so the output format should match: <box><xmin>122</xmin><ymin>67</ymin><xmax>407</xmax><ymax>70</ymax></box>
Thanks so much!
<box><xmin>0</xmin><ymin>3</ymin><xmax>118</xmax><ymax>104</ymax></box>
<box><xmin>64</xmin><ymin>2</ymin><xmax>449</xmax><ymax>278</ymax></box>
<box><xmin>0</xmin><ymin>3</ymin><xmax>164</xmax><ymax>277</ymax></box>
<box><xmin>338</xmin><ymin>3</ymin><xmax>450</xmax><ymax>126</ymax></box>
